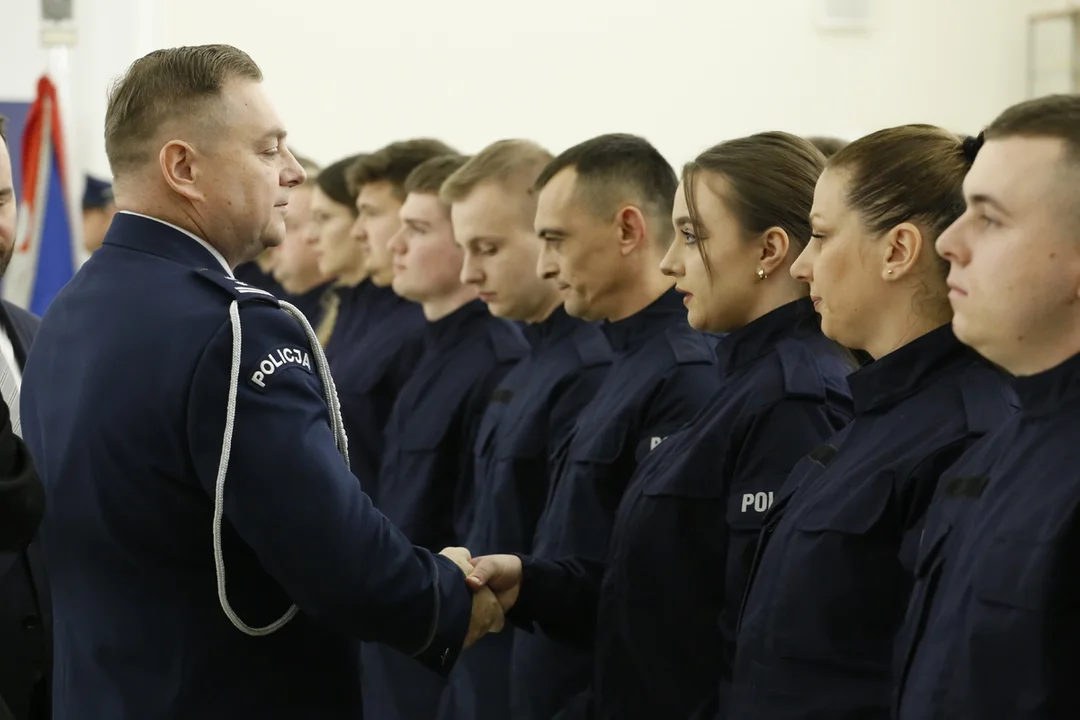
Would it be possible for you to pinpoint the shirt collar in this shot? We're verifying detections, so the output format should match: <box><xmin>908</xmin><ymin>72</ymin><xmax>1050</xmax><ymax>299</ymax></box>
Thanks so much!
<box><xmin>714</xmin><ymin>297</ymin><xmax>820</xmax><ymax>374</ymax></box>
<box><xmin>600</xmin><ymin>288</ymin><xmax>689</xmax><ymax>353</ymax></box>
<box><xmin>1013</xmin><ymin>351</ymin><xmax>1080</xmax><ymax>417</ymax></box>
<box><xmin>846</xmin><ymin>324</ymin><xmax>977</xmax><ymax>415</ymax></box>
<box><xmin>117</xmin><ymin>211</ymin><xmax>233</xmax><ymax>277</ymax></box>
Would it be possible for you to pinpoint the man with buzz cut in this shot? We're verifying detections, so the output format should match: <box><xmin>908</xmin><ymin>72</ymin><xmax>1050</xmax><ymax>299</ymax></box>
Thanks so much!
<box><xmin>440</xmin><ymin>139</ymin><xmax>613</xmax><ymax>720</ymax></box>
<box><xmin>17</xmin><ymin>45</ymin><xmax>502</xmax><ymax>720</ymax></box>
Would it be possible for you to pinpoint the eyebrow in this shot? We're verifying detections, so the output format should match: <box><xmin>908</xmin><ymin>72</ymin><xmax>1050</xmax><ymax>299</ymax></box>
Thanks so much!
<box><xmin>259</xmin><ymin>127</ymin><xmax>287</xmax><ymax>143</ymax></box>
<box><xmin>673</xmin><ymin>215</ymin><xmax>693</xmax><ymax>226</ymax></box>
<box><xmin>967</xmin><ymin>193</ymin><xmax>1011</xmax><ymax>217</ymax></box>
<box><xmin>0</xmin><ymin>188</ymin><xmax>12</xmax><ymax>201</ymax></box>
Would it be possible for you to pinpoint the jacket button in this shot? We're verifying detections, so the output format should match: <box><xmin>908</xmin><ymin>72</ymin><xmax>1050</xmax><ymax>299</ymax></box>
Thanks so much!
<box><xmin>22</xmin><ymin>615</ymin><xmax>41</xmax><ymax>630</ymax></box>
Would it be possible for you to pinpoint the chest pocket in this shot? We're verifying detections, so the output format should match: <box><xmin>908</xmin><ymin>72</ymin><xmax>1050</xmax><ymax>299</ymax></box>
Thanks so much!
<box><xmin>572</xmin><ymin>419</ymin><xmax>628</xmax><ymax>467</ymax></box>
<box><xmin>770</xmin><ymin>477</ymin><xmax>902</xmax><ymax>664</ymax></box>
<box><xmin>973</xmin><ymin>534</ymin><xmax>1075</xmax><ymax>612</ymax></box>
<box><xmin>396</xmin><ymin>389</ymin><xmax>466</xmax><ymax>453</ymax></box>
<box><xmin>639</xmin><ymin>438</ymin><xmax>726</xmax><ymax>501</ymax></box>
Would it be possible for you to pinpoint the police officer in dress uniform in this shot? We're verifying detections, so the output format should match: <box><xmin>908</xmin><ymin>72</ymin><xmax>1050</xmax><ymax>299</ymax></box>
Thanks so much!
<box><xmin>463</xmin><ymin>134</ymin><xmax>722</xmax><ymax>720</ymax></box>
<box><xmin>442</xmin><ymin>140</ymin><xmax>613</xmax><ymax>720</ymax></box>
<box><xmin>358</xmin><ymin>155</ymin><xmax>529</xmax><ymax>720</ymax></box>
<box><xmin>0</xmin><ymin>113</ymin><xmax>49</xmax><ymax>720</ymax></box>
<box><xmin>462</xmin><ymin>133</ymin><xmax>857</xmax><ymax>720</ymax></box>
<box><xmin>17</xmin><ymin>45</ymin><xmax>501</xmax><ymax>720</ymax></box>
<box><xmin>895</xmin><ymin>95</ymin><xmax>1080</xmax><ymax>719</ymax></box>
<box><xmin>728</xmin><ymin>126</ymin><xmax>1016</xmax><ymax>720</ymax></box>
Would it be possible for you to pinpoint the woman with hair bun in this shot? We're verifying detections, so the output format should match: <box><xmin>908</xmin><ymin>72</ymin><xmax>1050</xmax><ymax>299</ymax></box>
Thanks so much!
<box><xmin>726</xmin><ymin>126</ymin><xmax>1017</xmax><ymax>719</ymax></box>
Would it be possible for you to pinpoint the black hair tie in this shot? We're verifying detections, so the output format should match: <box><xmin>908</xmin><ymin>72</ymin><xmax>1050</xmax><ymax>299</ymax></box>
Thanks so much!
<box><xmin>962</xmin><ymin>132</ymin><xmax>985</xmax><ymax>163</ymax></box>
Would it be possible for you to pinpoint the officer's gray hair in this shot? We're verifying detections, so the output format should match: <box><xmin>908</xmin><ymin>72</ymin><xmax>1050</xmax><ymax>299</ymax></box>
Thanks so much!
<box><xmin>104</xmin><ymin>44</ymin><xmax>262</xmax><ymax>177</ymax></box>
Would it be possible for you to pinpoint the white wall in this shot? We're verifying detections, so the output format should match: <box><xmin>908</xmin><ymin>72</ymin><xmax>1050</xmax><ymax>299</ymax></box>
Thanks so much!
<box><xmin>1</xmin><ymin>0</ymin><xmax>1078</xmax><ymax>178</ymax></box>
<box><xmin>161</xmin><ymin>0</ymin><xmax>1044</xmax><ymax>168</ymax></box>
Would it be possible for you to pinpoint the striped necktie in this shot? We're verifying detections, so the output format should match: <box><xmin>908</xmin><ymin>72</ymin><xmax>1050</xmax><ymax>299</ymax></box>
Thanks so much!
<box><xmin>0</xmin><ymin>351</ymin><xmax>20</xmax><ymax>438</ymax></box>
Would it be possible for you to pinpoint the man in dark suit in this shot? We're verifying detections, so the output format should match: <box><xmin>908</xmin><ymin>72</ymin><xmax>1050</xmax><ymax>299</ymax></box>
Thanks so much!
<box><xmin>0</xmin><ymin>114</ymin><xmax>48</xmax><ymax>720</ymax></box>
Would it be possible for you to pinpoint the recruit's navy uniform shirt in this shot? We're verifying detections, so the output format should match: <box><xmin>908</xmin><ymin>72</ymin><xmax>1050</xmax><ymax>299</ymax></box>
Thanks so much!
<box><xmin>731</xmin><ymin>325</ymin><xmax>1016</xmax><ymax>720</ymax></box>
<box><xmin>506</xmin><ymin>298</ymin><xmax>854</xmax><ymax>720</ymax></box>
<box><xmin>287</xmin><ymin>280</ymin><xmax>332</xmax><ymax>327</ymax></box>
<box><xmin>326</xmin><ymin>282</ymin><xmax>426</xmax><ymax>494</ymax></box>
<box><xmin>18</xmin><ymin>213</ymin><xmax>473</xmax><ymax>720</ymax></box>
<box><xmin>895</xmin><ymin>350</ymin><xmax>1080</xmax><ymax>720</ymax></box>
<box><xmin>510</xmin><ymin>288</ymin><xmax>721</xmax><ymax>720</ymax></box>
<box><xmin>361</xmin><ymin>298</ymin><xmax>528</xmax><ymax>720</ymax></box>
<box><xmin>450</xmin><ymin>306</ymin><xmax>612</xmax><ymax>720</ymax></box>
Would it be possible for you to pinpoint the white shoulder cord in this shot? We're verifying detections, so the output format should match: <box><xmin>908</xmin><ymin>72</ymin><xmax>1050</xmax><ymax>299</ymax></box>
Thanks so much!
<box><xmin>212</xmin><ymin>299</ymin><xmax>350</xmax><ymax>636</ymax></box>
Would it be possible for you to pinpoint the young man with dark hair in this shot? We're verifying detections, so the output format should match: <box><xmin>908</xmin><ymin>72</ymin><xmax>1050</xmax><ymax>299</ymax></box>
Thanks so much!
<box><xmin>440</xmin><ymin>139</ymin><xmax>614</xmax><ymax>720</ymax></box>
<box><xmin>897</xmin><ymin>94</ymin><xmax>1080</xmax><ymax>719</ymax></box>
<box><xmin>360</xmin><ymin>153</ymin><xmax>530</xmax><ymax>720</ymax></box>
<box><xmin>455</xmin><ymin>133</ymin><xmax>723</xmax><ymax>720</ymax></box>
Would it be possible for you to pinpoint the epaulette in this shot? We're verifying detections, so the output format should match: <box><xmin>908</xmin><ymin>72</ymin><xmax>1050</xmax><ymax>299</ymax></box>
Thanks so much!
<box><xmin>775</xmin><ymin>337</ymin><xmax>830</xmax><ymax>401</ymax></box>
<box><xmin>664</xmin><ymin>324</ymin><xmax>717</xmax><ymax>365</ymax></box>
<box><xmin>958</xmin><ymin>361</ymin><xmax>1020</xmax><ymax>436</ymax></box>
<box><xmin>193</xmin><ymin>268</ymin><xmax>282</xmax><ymax>307</ymax></box>
<box><xmin>571</xmin><ymin>324</ymin><xmax>613</xmax><ymax>369</ymax></box>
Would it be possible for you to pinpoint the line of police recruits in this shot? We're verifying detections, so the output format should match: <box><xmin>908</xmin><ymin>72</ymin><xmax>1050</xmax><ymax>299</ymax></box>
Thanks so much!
<box><xmin>5</xmin><ymin>42</ymin><xmax>1080</xmax><ymax>720</ymax></box>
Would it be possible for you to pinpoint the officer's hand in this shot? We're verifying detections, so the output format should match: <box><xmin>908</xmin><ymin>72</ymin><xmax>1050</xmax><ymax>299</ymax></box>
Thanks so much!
<box><xmin>439</xmin><ymin>546</ymin><xmax>475</xmax><ymax>576</ymax></box>
<box><xmin>465</xmin><ymin>554</ymin><xmax>522</xmax><ymax>613</ymax></box>
<box><xmin>464</xmin><ymin>585</ymin><xmax>505</xmax><ymax>648</ymax></box>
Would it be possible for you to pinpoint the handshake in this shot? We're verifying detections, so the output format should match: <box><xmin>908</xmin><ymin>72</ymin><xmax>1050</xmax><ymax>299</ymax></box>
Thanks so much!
<box><xmin>439</xmin><ymin>548</ymin><xmax>522</xmax><ymax>648</ymax></box>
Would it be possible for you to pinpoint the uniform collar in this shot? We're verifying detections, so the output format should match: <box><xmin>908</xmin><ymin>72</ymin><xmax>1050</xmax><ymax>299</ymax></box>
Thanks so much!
<box><xmin>1013</xmin><ymin>351</ymin><xmax>1080</xmax><ymax>417</ymax></box>
<box><xmin>847</xmin><ymin>323</ymin><xmax>973</xmax><ymax>416</ymax></box>
<box><xmin>425</xmin><ymin>298</ymin><xmax>490</xmax><ymax>351</ymax></box>
<box><xmin>714</xmin><ymin>297</ymin><xmax>819</xmax><ymax>374</ymax></box>
<box><xmin>522</xmin><ymin>304</ymin><xmax>580</xmax><ymax>351</ymax></box>
<box><xmin>113</xmin><ymin>211</ymin><xmax>233</xmax><ymax>277</ymax></box>
<box><xmin>600</xmin><ymin>288</ymin><xmax>688</xmax><ymax>353</ymax></box>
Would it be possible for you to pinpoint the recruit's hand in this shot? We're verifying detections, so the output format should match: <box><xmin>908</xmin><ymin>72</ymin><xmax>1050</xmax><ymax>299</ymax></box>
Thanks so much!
<box><xmin>440</xmin><ymin>547</ymin><xmax>505</xmax><ymax>647</ymax></box>
<box><xmin>465</xmin><ymin>554</ymin><xmax>523</xmax><ymax>614</ymax></box>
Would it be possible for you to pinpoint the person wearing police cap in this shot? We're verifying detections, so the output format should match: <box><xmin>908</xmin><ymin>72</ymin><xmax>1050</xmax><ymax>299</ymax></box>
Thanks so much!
<box><xmin>17</xmin><ymin>44</ymin><xmax>502</xmax><ymax>720</ymax></box>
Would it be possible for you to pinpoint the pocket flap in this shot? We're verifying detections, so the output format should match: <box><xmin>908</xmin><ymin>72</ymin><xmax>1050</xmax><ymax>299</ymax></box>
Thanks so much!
<box><xmin>794</xmin><ymin>476</ymin><xmax>894</xmax><ymax>535</ymax></box>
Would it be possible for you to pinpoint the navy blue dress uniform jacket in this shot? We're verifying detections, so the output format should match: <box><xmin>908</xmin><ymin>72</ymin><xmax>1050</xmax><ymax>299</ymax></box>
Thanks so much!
<box><xmin>505</xmin><ymin>298</ymin><xmax>854</xmax><ymax>720</ymax></box>
<box><xmin>361</xmin><ymin>298</ymin><xmax>528</xmax><ymax>720</ymax></box>
<box><xmin>894</xmin><ymin>350</ymin><xmax>1080</xmax><ymax>720</ymax></box>
<box><xmin>449</xmin><ymin>306</ymin><xmax>612</xmax><ymax>720</ymax></box>
<box><xmin>730</xmin><ymin>324</ymin><xmax>1016</xmax><ymax>720</ymax></box>
<box><xmin>511</xmin><ymin>288</ymin><xmax>721</xmax><ymax>720</ymax></box>
<box><xmin>325</xmin><ymin>282</ymin><xmax>426</xmax><ymax>495</ymax></box>
<box><xmin>18</xmin><ymin>213</ymin><xmax>474</xmax><ymax>720</ymax></box>
<box><xmin>0</xmin><ymin>300</ymin><xmax>49</xmax><ymax>720</ymax></box>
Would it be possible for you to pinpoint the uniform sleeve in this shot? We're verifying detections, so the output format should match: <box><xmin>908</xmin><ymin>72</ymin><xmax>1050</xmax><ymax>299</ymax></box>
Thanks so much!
<box><xmin>186</xmin><ymin>303</ymin><xmax>471</xmax><ymax>675</ymax></box>
<box><xmin>0</xmin><ymin>400</ymin><xmax>44</xmax><ymax>552</ymax></box>
<box><xmin>505</xmin><ymin>553</ymin><xmax>605</xmax><ymax>647</ymax></box>
<box><xmin>723</xmin><ymin>399</ymin><xmax>847</xmax><ymax>663</ymax></box>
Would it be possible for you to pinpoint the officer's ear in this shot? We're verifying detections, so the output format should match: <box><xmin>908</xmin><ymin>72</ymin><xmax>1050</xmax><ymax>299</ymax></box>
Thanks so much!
<box><xmin>159</xmin><ymin>140</ymin><xmax>205</xmax><ymax>204</ymax></box>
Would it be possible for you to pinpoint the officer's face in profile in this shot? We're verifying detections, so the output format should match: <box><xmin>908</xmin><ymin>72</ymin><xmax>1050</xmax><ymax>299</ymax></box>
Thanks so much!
<box><xmin>454</xmin><ymin>181</ymin><xmax>559</xmax><ymax>323</ymax></box>
<box><xmin>534</xmin><ymin>168</ymin><xmax>624</xmax><ymax>322</ymax></box>
<box><xmin>937</xmin><ymin>137</ymin><xmax>1080</xmax><ymax>375</ymax></box>
<box><xmin>389</xmin><ymin>192</ymin><xmax>469</xmax><ymax>306</ymax></box>
<box><xmin>309</xmin><ymin>186</ymin><xmax>359</xmax><ymax>282</ymax></box>
<box><xmin>794</xmin><ymin>168</ymin><xmax>883</xmax><ymax>351</ymax></box>
<box><xmin>273</xmin><ymin>184</ymin><xmax>324</xmax><ymax>292</ymax></box>
<box><xmin>354</xmin><ymin>181</ymin><xmax>402</xmax><ymax>288</ymax></box>
<box><xmin>662</xmin><ymin>175</ymin><xmax>779</xmax><ymax>333</ymax></box>
<box><xmin>0</xmin><ymin>138</ymin><xmax>15</xmax><ymax>278</ymax></box>
<box><xmin>181</xmin><ymin>79</ymin><xmax>305</xmax><ymax>265</ymax></box>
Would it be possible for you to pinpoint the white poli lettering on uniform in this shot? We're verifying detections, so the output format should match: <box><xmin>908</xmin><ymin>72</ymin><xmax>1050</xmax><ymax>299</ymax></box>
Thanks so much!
<box><xmin>250</xmin><ymin>347</ymin><xmax>312</xmax><ymax>388</ymax></box>
<box><xmin>741</xmin><ymin>491</ymin><xmax>775</xmax><ymax>513</ymax></box>
<box><xmin>649</xmin><ymin>436</ymin><xmax>667</xmax><ymax>450</ymax></box>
